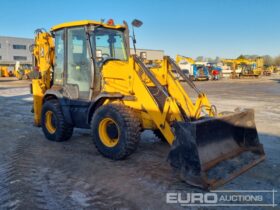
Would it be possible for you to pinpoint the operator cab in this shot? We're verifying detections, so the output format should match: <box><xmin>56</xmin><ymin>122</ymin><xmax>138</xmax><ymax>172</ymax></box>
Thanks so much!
<box><xmin>51</xmin><ymin>20</ymin><xmax>128</xmax><ymax>100</ymax></box>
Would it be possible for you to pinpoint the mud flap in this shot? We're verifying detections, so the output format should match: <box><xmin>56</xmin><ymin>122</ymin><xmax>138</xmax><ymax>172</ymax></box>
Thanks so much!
<box><xmin>168</xmin><ymin>109</ymin><xmax>265</xmax><ymax>189</ymax></box>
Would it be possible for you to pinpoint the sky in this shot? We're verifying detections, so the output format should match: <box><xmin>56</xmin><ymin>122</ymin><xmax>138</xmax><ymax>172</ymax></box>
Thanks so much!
<box><xmin>0</xmin><ymin>0</ymin><xmax>279</xmax><ymax>58</ymax></box>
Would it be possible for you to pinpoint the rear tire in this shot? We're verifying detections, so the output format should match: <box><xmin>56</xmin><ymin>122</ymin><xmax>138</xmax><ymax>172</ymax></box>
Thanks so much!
<box><xmin>91</xmin><ymin>104</ymin><xmax>141</xmax><ymax>160</ymax></box>
<box><xmin>41</xmin><ymin>100</ymin><xmax>73</xmax><ymax>142</ymax></box>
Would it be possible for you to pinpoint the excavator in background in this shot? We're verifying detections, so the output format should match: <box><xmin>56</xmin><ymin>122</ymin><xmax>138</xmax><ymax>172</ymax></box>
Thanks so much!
<box><xmin>175</xmin><ymin>54</ymin><xmax>194</xmax><ymax>79</ymax></box>
<box><xmin>14</xmin><ymin>61</ymin><xmax>34</xmax><ymax>80</ymax></box>
<box><xmin>176</xmin><ymin>54</ymin><xmax>195</xmax><ymax>65</ymax></box>
<box><xmin>31</xmin><ymin>19</ymin><xmax>265</xmax><ymax>189</ymax></box>
<box><xmin>175</xmin><ymin>55</ymin><xmax>210</xmax><ymax>80</ymax></box>
<box><xmin>221</xmin><ymin>59</ymin><xmax>238</xmax><ymax>78</ymax></box>
<box><xmin>221</xmin><ymin>57</ymin><xmax>263</xmax><ymax>79</ymax></box>
<box><xmin>0</xmin><ymin>63</ymin><xmax>35</xmax><ymax>79</ymax></box>
<box><xmin>239</xmin><ymin>57</ymin><xmax>263</xmax><ymax>78</ymax></box>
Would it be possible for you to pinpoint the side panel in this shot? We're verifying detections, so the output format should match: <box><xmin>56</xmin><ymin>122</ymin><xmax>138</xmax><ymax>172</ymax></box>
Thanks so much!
<box><xmin>68</xmin><ymin>100</ymin><xmax>91</xmax><ymax>129</ymax></box>
<box><xmin>44</xmin><ymin>89</ymin><xmax>91</xmax><ymax>129</ymax></box>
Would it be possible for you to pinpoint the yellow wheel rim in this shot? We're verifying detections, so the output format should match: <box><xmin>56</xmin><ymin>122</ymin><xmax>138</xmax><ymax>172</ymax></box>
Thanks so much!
<box><xmin>45</xmin><ymin>111</ymin><xmax>56</xmax><ymax>134</ymax></box>
<box><xmin>98</xmin><ymin>118</ymin><xmax>120</xmax><ymax>147</ymax></box>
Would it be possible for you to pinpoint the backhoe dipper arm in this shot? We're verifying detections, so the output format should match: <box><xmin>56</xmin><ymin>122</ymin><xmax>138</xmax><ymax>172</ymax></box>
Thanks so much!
<box><xmin>32</xmin><ymin>30</ymin><xmax>54</xmax><ymax>126</ymax></box>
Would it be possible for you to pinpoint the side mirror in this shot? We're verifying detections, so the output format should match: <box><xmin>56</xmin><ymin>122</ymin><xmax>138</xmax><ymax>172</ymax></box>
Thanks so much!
<box><xmin>131</xmin><ymin>19</ymin><xmax>143</xmax><ymax>55</ymax></box>
<box><xmin>132</xmin><ymin>19</ymin><xmax>143</xmax><ymax>28</ymax></box>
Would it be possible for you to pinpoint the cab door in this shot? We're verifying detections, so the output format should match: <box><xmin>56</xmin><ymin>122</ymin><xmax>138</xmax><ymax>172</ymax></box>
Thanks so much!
<box><xmin>66</xmin><ymin>27</ymin><xmax>92</xmax><ymax>100</ymax></box>
<box><xmin>65</xmin><ymin>27</ymin><xmax>93</xmax><ymax>128</ymax></box>
<box><xmin>53</xmin><ymin>29</ymin><xmax>65</xmax><ymax>86</ymax></box>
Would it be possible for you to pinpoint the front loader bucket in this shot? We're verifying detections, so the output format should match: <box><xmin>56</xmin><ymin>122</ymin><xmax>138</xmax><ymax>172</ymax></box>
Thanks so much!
<box><xmin>168</xmin><ymin>109</ymin><xmax>265</xmax><ymax>189</ymax></box>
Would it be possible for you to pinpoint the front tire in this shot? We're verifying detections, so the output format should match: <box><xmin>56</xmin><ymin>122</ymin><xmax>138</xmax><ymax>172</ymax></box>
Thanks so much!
<box><xmin>41</xmin><ymin>100</ymin><xmax>73</xmax><ymax>142</ymax></box>
<box><xmin>91</xmin><ymin>104</ymin><xmax>141</xmax><ymax>160</ymax></box>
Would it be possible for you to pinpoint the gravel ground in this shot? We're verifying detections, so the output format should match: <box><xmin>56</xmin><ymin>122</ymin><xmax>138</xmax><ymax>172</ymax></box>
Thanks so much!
<box><xmin>0</xmin><ymin>76</ymin><xmax>279</xmax><ymax>209</ymax></box>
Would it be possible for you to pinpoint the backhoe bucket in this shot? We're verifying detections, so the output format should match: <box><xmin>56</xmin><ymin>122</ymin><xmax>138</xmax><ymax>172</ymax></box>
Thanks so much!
<box><xmin>168</xmin><ymin>109</ymin><xmax>265</xmax><ymax>189</ymax></box>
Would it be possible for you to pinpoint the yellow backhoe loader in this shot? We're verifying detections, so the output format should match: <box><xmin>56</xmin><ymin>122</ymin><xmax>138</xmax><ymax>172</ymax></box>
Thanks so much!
<box><xmin>31</xmin><ymin>19</ymin><xmax>265</xmax><ymax>189</ymax></box>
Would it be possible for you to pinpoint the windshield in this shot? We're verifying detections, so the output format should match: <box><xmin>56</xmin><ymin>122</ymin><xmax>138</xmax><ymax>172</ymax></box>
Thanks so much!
<box><xmin>91</xmin><ymin>28</ymin><xmax>127</xmax><ymax>62</ymax></box>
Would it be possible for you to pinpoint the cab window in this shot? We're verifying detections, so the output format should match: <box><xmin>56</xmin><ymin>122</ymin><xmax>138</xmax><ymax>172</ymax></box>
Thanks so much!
<box><xmin>53</xmin><ymin>29</ymin><xmax>64</xmax><ymax>85</ymax></box>
<box><xmin>93</xmin><ymin>28</ymin><xmax>127</xmax><ymax>62</ymax></box>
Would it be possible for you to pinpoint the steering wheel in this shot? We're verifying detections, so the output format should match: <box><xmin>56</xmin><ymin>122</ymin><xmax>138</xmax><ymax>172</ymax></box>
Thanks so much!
<box><xmin>102</xmin><ymin>53</ymin><xmax>110</xmax><ymax>60</ymax></box>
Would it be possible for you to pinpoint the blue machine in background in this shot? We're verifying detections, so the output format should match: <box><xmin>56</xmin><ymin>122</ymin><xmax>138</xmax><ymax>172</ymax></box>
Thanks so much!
<box><xmin>192</xmin><ymin>64</ymin><xmax>210</xmax><ymax>80</ymax></box>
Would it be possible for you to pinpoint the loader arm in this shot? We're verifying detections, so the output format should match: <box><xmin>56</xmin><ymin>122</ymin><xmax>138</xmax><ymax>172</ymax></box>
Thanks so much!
<box><xmin>128</xmin><ymin>56</ymin><xmax>264</xmax><ymax>189</ymax></box>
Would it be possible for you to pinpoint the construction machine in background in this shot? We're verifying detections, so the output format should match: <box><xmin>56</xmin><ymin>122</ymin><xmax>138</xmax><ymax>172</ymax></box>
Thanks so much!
<box><xmin>238</xmin><ymin>57</ymin><xmax>263</xmax><ymax>78</ymax></box>
<box><xmin>221</xmin><ymin>57</ymin><xmax>263</xmax><ymax>79</ymax></box>
<box><xmin>0</xmin><ymin>66</ymin><xmax>14</xmax><ymax>77</ymax></box>
<box><xmin>221</xmin><ymin>59</ymin><xmax>239</xmax><ymax>78</ymax></box>
<box><xmin>14</xmin><ymin>61</ymin><xmax>34</xmax><ymax>80</ymax></box>
<box><xmin>31</xmin><ymin>19</ymin><xmax>265</xmax><ymax>189</ymax></box>
<box><xmin>254</xmin><ymin>57</ymin><xmax>264</xmax><ymax>76</ymax></box>
<box><xmin>192</xmin><ymin>64</ymin><xmax>210</xmax><ymax>81</ymax></box>
<box><xmin>0</xmin><ymin>66</ymin><xmax>9</xmax><ymax>77</ymax></box>
<box><xmin>175</xmin><ymin>55</ymin><xmax>210</xmax><ymax>80</ymax></box>
<box><xmin>176</xmin><ymin>54</ymin><xmax>195</xmax><ymax>66</ymax></box>
<box><xmin>0</xmin><ymin>64</ymin><xmax>35</xmax><ymax>79</ymax></box>
<box><xmin>263</xmin><ymin>65</ymin><xmax>276</xmax><ymax>76</ymax></box>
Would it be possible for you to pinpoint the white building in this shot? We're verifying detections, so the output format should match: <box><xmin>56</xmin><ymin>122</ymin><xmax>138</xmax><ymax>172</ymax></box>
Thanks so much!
<box><xmin>0</xmin><ymin>36</ymin><xmax>33</xmax><ymax>66</ymax></box>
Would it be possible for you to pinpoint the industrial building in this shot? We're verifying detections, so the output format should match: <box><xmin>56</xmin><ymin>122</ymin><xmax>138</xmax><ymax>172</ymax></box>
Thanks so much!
<box><xmin>0</xmin><ymin>36</ymin><xmax>33</xmax><ymax>68</ymax></box>
<box><xmin>131</xmin><ymin>48</ymin><xmax>164</xmax><ymax>60</ymax></box>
